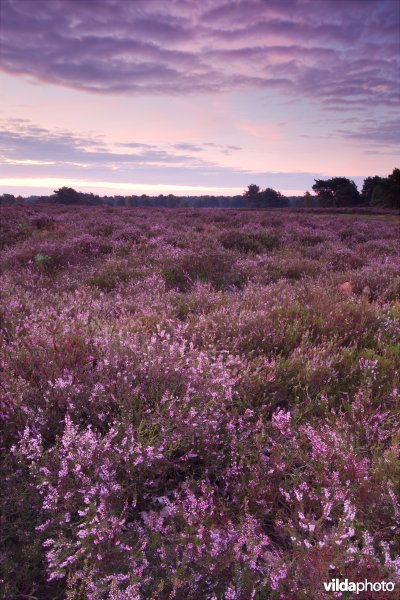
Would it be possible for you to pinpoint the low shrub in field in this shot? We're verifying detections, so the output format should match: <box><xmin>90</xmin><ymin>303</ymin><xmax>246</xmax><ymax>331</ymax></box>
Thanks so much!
<box><xmin>1</xmin><ymin>205</ymin><xmax>399</xmax><ymax>599</ymax></box>
<box><xmin>219</xmin><ymin>229</ymin><xmax>280</xmax><ymax>254</ymax></box>
<box><xmin>34</xmin><ymin>252</ymin><xmax>53</xmax><ymax>268</ymax></box>
<box><xmin>87</xmin><ymin>257</ymin><xmax>146</xmax><ymax>291</ymax></box>
<box><xmin>267</xmin><ymin>255</ymin><xmax>322</xmax><ymax>280</ymax></box>
<box><xmin>1</xmin><ymin>234</ymin><xmax>112</xmax><ymax>272</ymax></box>
<box><xmin>162</xmin><ymin>247</ymin><xmax>247</xmax><ymax>291</ymax></box>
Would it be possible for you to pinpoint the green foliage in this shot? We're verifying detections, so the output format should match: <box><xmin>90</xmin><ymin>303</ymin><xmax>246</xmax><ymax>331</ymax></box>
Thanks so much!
<box><xmin>219</xmin><ymin>230</ymin><xmax>280</xmax><ymax>253</ymax></box>
<box><xmin>34</xmin><ymin>253</ymin><xmax>52</xmax><ymax>267</ymax></box>
<box><xmin>0</xmin><ymin>193</ymin><xmax>17</xmax><ymax>205</ymax></box>
<box><xmin>243</xmin><ymin>184</ymin><xmax>288</xmax><ymax>208</ymax></box>
<box><xmin>312</xmin><ymin>177</ymin><xmax>360</xmax><ymax>207</ymax></box>
<box><xmin>87</xmin><ymin>258</ymin><xmax>143</xmax><ymax>291</ymax></box>
<box><xmin>303</xmin><ymin>190</ymin><xmax>315</xmax><ymax>207</ymax></box>
<box><xmin>53</xmin><ymin>187</ymin><xmax>82</xmax><ymax>205</ymax></box>
<box><xmin>163</xmin><ymin>248</ymin><xmax>247</xmax><ymax>291</ymax></box>
<box><xmin>370</xmin><ymin>168</ymin><xmax>400</xmax><ymax>210</ymax></box>
<box><xmin>243</xmin><ymin>184</ymin><xmax>261</xmax><ymax>208</ymax></box>
<box><xmin>361</xmin><ymin>176</ymin><xmax>385</xmax><ymax>204</ymax></box>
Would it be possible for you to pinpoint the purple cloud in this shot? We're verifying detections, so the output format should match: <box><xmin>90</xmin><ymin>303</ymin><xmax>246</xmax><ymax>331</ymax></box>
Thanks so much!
<box><xmin>337</xmin><ymin>119</ymin><xmax>400</xmax><ymax>148</ymax></box>
<box><xmin>0</xmin><ymin>0</ymin><xmax>398</xmax><ymax>108</ymax></box>
<box><xmin>0</xmin><ymin>119</ymin><xmax>212</xmax><ymax>166</ymax></box>
<box><xmin>0</xmin><ymin>120</ymin><xmax>246</xmax><ymax>168</ymax></box>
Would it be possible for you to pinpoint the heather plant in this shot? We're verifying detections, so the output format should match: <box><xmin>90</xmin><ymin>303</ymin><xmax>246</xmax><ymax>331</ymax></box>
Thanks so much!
<box><xmin>34</xmin><ymin>252</ymin><xmax>53</xmax><ymax>268</ymax></box>
<box><xmin>0</xmin><ymin>205</ymin><xmax>399</xmax><ymax>599</ymax></box>
<box><xmin>219</xmin><ymin>229</ymin><xmax>280</xmax><ymax>254</ymax></box>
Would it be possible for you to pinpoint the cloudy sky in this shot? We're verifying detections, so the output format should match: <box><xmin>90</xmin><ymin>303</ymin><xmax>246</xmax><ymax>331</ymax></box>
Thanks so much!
<box><xmin>0</xmin><ymin>0</ymin><xmax>399</xmax><ymax>197</ymax></box>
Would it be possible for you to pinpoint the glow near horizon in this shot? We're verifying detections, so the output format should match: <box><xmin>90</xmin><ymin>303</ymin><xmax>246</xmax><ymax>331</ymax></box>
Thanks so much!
<box><xmin>0</xmin><ymin>177</ymin><xmax>254</xmax><ymax>196</ymax></box>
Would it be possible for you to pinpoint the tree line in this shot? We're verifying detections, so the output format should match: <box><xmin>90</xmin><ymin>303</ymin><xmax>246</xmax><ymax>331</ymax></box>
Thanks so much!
<box><xmin>311</xmin><ymin>169</ymin><xmax>399</xmax><ymax>209</ymax></box>
<box><xmin>1</xmin><ymin>168</ymin><xmax>398</xmax><ymax>209</ymax></box>
<box><xmin>244</xmin><ymin>169</ymin><xmax>399</xmax><ymax>209</ymax></box>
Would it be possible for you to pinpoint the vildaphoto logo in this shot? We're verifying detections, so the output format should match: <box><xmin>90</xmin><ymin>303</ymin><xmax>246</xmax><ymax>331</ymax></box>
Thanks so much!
<box><xmin>323</xmin><ymin>579</ymin><xmax>395</xmax><ymax>594</ymax></box>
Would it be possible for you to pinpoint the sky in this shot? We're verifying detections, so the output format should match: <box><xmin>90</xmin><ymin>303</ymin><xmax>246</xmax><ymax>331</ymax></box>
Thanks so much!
<box><xmin>0</xmin><ymin>0</ymin><xmax>399</xmax><ymax>197</ymax></box>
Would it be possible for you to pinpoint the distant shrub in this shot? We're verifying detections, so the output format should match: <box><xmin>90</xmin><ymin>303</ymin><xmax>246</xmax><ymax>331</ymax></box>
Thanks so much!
<box><xmin>329</xmin><ymin>248</ymin><xmax>365</xmax><ymax>270</ymax></box>
<box><xmin>163</xmin><ymin>248</ymin><xmax>246</xmax><ymax>291</ymax></box>
<box><xmin>69</xmin><ymin>233</ymin><xmax>113</xmax><ymax>257</ymax></box>
<box><xmin>300</xmin><ymin>233</ymin><xmax>326</xmax><ymax>246</ymax></box>
<box><xmin>112</xmin><ymin>226</ymin><xmax>142</xmax><ymax>243</ymax></box>
<box><xmin>87</xmin><ymin>258</ymin><xmax>143</xmax><ymax>291</ymax></box>
<box><xmin>89</xmin><ymin>223</ymin><xmax>114</xmax><ymax>237</ymax></box>
<box><xmin>267</xmin><ymin>256</ymin><xmax>321</xmax><ymax>280</ymax></box>
<box><xmin>339</xmin><ymin>226</ymin><xmax>369</xmax><ymax>244</ymax></box>
<box><xmin>219</xmin><ymin>229</ymin><xmax>280</xmax><ymax>253</ymax></box>
<box><xmin>29</xmin><ymin>214</ymin><xmax>55</xmax><ymax>230</ymax></box>
<box><xmin>34</xmin><ymin>253</ymin><xmax>52</xmax><ymax>268</ymax></box>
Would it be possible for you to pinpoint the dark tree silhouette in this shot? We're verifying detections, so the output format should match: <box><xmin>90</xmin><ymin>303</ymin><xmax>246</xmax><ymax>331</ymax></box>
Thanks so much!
<box><xmin>243</xmin><ymin>184</ymin><xmax>288</xmax><ymax>208</ymax></box>
<box><xmin>243</xmin><ymin>184</ymin><xmax>261</xmax><ymax>208</ymax></box>
<box><xmin>370</xmin><ymin>169</ymin><xmax>400</xmax><ymax>210</ymax></box>
<box><xmin>361</xmin><ymin>176</ymin><xmax>385</xmax><ymax>204</ymax></box>
<box><xmin>0</xmin><ymin>193</ymin><xmax>16</xmax><ymax>205</ymax></box>
<box><xmin>312</xmin><ymin>177</ymin><xmax>360</xmax><ymax>207</ymax></box>
<box><xmin>260</xmin><ymin>188</ymin><xmax>289</xmax><ymax>207</ymax></box>
<box><xmin>303</xmin><ymin>191</ymin><xmax>315</xmax><ymax>207</ymax></box>
<box><xmin>53</xmin><ymin>187</ymin><xmax>82</xmax><ymax>205</ymax></box>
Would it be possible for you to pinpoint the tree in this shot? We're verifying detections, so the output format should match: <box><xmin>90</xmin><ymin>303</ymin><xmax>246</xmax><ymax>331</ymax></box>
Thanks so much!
<box><xmin>243</xmin><ymin>184</ymin><xmax>261</xmax><ymax>208</ymax></box>
<box><xmin>260</xmin><ymin>188</ymin><xmax>289</xmax><ymax>207</ymax></box>
<box><xmin>303</xmin><ymin>191</ymin><xmax>314</xmax><ymax>207</ymax></box>
<box><xmin>53</xmin><ymin>187</ymin><xmax>82</xmax><ymax>205</ymax></box>
<box><xmin>312</xmin><ymin>177</ymin><xmax>360</xmax><ymax>207</ymax></box>
<box><xmin>0</xmin><ymin>193</ymin><xmax>16</xmax><ymax>205</ymax></box>
<box><xmin>361</xmin><ymin>176</ymin><xmax>385</xmax><ymax>204</ymax></box>
<box><xmin>370</xmin><ymin>168</ymin><xmax>400</xmax><ymax>209</ymax></box>
<box><xmin>243</xmin><ymin>184</ymin><xmax>288</xmax><ymax>208</ymax></box>
<box><xmin>387</xmin><ymin>168</ymin><xmax>400</xmax><ymax>210</ymax></box>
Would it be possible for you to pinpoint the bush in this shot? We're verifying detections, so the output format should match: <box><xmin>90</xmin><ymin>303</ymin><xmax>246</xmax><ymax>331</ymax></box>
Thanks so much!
<box><xmin>163</xmin><ymin>248</ymin><xmax>247</xmax><ymax>291</ymax></box>
<box><xmin>34</xmin><ymin>253</ymin><xmax>52</xmax><ymax>268</ymax></box>
<box><xmin>219</xmin><ymin>230</ymin><xmax>280</xmax><ymax>254</ymax></box>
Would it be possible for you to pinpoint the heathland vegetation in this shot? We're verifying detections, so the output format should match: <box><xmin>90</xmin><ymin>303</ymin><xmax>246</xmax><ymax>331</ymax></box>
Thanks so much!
<box><xmin>1</xmin><ymin>204</ymin><xmax>399</xmax><ymax>598</ymax></box>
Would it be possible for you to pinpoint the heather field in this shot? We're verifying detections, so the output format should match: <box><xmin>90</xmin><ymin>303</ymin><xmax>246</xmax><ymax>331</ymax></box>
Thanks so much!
<box><xmin>1</xmin><ymin>205</ymin><xmax>400</xmax><ymax>600</ymax></box>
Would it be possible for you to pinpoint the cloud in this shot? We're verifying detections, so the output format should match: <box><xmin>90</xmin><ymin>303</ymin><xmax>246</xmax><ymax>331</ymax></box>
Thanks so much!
<box><xmin>0</xmin><ymin>119</ymin><xmax>243</xmax><ymax>168</ymax></box>
<box><xmin>0</xmin><ymin>118</ymin><xmax>341</xmax><ymax>192</ymax></box>
<box><xmin>298</xmin><ymin>115</ymin><xmax>400</xmax><ymax>152</ymax></box>
<box><xmin>0</xmin><ymin>0</ymin><xmax>398</xmax><ymax>108</ymax></box>
<box><xmin>0</xmin><ymin>119</ymin><xmax>212</xmax><ymax>167</ymax></box>
<box><xmin>336</xmin><ymin>119</ymin><xmax>400</xmax><ymax>148</ymax></box>
<box><xmin>172</xmin><ymin>143</ymin><xmax>205</xmax><ymax>153</ymax></box>
<box><xmin>172</xmin><ymin>142</ymin><xmax>242</xmax><ymax>154</ymax></box>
